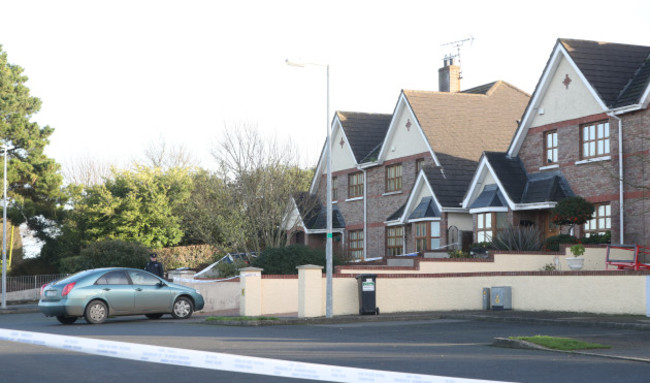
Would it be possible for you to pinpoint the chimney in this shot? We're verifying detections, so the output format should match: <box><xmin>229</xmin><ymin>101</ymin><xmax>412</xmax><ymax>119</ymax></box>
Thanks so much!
<box><xmin>438</xmin><ymin>57</ymin><xmax>461</xmax><ymax>92</ymax></box>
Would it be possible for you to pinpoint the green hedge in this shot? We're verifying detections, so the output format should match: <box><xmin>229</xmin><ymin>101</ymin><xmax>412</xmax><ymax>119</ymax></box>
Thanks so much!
<box><xmin>60</xmin><ymin>240</ymin><xmax>151</xmax><ymax>274</ymax></box>
<box><xmin>544</xmin><ymin>231</ymin><xmax>611</xmax><ymax>252</ymax></box>
<box><xmin>544</xmin><ymin>234</ymin><xmax>579</xmax><ymax>252</ymax></box>
<box><xmin>251</xmin><ymin>244</ymin><xmax>344</xmax><ymax>275</ymax></box>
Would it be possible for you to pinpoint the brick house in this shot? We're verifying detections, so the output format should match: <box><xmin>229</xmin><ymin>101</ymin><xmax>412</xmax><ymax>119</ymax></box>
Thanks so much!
<box><xmin>286</xmin><ymin>60</ymin><xmax>529</xmax><ymax>259</ymax></box>
<box><xmin>463</xmin><ymin>38</ymin><xmax>650</xmax><ymax>246</ymax></box>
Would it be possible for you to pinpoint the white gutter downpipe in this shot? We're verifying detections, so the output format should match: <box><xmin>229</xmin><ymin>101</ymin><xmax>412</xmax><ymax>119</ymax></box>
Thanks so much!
<box><xmin>609</xmin><ymin>113</ymin><xmax>624</xmax><ymax>244</ymax></box>
<box><xmin>362</xmin><ymin>167</ymin><xmax>368</xmax><ymax>260</ymax></box>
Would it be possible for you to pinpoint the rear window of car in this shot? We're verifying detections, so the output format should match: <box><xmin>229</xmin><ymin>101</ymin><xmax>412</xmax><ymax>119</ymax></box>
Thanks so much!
<box><xmin>55</xmin><ymin>270</ymin><xmax>91</xmax><ymax>285</ymax></box>
<box><xmin>96</xmin><ymin>271</ymin><xmax>130</xmax><ymax>285</ymax></box>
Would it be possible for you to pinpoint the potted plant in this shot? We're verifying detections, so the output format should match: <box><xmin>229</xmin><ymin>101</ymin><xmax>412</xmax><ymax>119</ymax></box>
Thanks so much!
<box><xmin>566</xmin><ymin>243</ymin><xmax>585</xmax><ymax>270</ymax></box>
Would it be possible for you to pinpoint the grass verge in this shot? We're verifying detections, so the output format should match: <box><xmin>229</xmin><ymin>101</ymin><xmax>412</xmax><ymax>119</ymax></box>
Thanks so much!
<box><xmin>510</xmin><ymin>335</ymin><xmax>610</xmax><ymax>351</ymax></box>
<box><xmin>206</xmin><ymin>316</ymin><xmax>279</xmax><ymax>322</ymax></box>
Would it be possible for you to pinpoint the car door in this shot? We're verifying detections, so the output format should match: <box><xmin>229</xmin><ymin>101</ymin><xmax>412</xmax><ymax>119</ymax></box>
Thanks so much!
<box><xmin>128</xmin><ymin>270</ymin><xmax>174</xmax><ymax>313</ymax></box>
<box><xmin>95</xmin><ymin>270</ymin><xmax>135</xmax><ymax>314</ymax></box>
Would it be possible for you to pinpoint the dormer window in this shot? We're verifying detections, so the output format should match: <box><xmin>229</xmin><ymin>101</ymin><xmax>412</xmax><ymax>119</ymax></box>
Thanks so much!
<box><xmin>581</xmin><ymin>121</ymin><xmax>610</xmax><ymax>159</ymax></box>
<box><xmin>544</xmin><ymin>130</ymin><xmax>558</xmax><ymax>164</ymax></box>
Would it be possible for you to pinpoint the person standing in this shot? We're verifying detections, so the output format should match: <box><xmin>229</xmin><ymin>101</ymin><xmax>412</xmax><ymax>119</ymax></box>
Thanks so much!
<box><xmin>145</xmin><ymin>253</ymin><xmax>165</xmax><ymax>278</ymax></box>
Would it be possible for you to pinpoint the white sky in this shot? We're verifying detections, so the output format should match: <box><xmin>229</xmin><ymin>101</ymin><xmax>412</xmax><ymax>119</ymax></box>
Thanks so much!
<box><xmin>0</xmin><ymin>0</ymin><xmax>648</xmax><ymax>171</ymax></box>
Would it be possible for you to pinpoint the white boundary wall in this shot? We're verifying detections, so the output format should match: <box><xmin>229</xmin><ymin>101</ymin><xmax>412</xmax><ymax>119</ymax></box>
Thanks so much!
<box><xmin>182</xmin><ymin>269</ymin><xmax>649</xmax><ymax>317</ymax></box>
<box><xmin>173</xmin><ymin>248</ymin><xmax>649</xmax><ymax>317</ymax></box>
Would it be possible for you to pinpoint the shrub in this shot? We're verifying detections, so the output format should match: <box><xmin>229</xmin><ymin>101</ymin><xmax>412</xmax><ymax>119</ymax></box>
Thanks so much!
<box><xmin>544</xmin><ymin>234</ymin><xmax>579</xmax><ymax>252</ymax></box>
<box><xmin>540</xmin><ymin>263</ymin><xmax>557</xmax><ymax>271</ymax></box>
<box><xmin>448</xmin><ymin>250</ymin><xmax>470</xmax><ymax>258</ymax></box>
<box><xmin>155</xmin><ymin>245</ymin><xmax>219</xmax><ymax>270</ymax></box>
<box><xmin>60</xmin><ymin>240</ymin><xmax>151</xmax><ymax>274</ymax></box>
<box><xmin>493</xmin><ymin>225</ymin><xmax>542</xmax><ymax>251</ymax></box>
<box><xmin>251</xmin><ymin>244</ymin><xmax>344</xmax><ymax>275</ymax></box>
<box><xmin>9</xmin><ymin>257</ymin><xmax>58</xmax><ymax>276</ymax></box>
<box><xmin>551</xmin><ymin>196</ymin><xmax>594</xmax><ymax>227</ymax></box>
<box><xmin>581</xmin><ymin>231</ymin><xmax>611</xmax><ymax>245</ymax></box>
<box><xmin>215</xmin><ymin>259</ymin><xmax>248</xmax><ymax>278</ymax></box>
<box><xmin>569</xmin><ymin>244</ymin><xmax>585</xmax><ymax>257</ymax></box>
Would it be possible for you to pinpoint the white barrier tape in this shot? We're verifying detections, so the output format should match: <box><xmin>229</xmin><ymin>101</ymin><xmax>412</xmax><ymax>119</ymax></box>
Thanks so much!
<box><xmin>173</xmin><ymin>276</ymin><xmax>239</xmax><ymax>283</ymax></box>
<box><xmin>0</xmin><ymin>328</ymin><xmax>511</xmax><ymax>383</ymax></box>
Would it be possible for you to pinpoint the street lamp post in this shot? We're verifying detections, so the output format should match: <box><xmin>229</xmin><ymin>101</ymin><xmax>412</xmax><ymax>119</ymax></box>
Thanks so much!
<box><xmin>286</xmin><ymin>59</ymin><xmax>333</xmax><ymax>318</ymax></box>
<box><xmin>2</xmin><ymin>144</ymin><xmax>7</xmax><ymax>309</ymax></box>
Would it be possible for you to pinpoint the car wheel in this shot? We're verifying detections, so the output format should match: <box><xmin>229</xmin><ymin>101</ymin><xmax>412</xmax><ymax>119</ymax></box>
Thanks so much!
<box><xmin>85</xmin><ymin>300</ymin><xmax>108</xmax><ymax>324</ymax></box>
<box><xmin>145</xmin><ymin>313</ymin><xmax>164</xmax><ymax>320</ymax></box>
<box><xmin>56</xmin><ymin>316</ymin><xmax>78</xmax><ymax>325</ymax></box>
<box><xmin>171</xmin><ymin>297</ymin><xmax>193</xmax><ymax>319</ymax></box>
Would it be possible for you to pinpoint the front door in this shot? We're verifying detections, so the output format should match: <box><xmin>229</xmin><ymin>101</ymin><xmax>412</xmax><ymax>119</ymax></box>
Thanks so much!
<box><xmin>543</xmin><ymin>212</ymin><xmax>560</xmax><ymax>239</ymax></box>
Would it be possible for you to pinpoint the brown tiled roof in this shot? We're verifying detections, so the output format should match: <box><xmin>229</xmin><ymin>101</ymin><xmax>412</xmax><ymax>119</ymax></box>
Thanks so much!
<box><xmin>403</xmin><ymin>81</ymin><xmax>530</xmax><ymax>162</ymax></box>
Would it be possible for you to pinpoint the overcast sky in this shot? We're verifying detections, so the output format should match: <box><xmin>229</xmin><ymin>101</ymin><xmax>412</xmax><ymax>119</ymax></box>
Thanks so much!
<box><xmin>1</xmin><ymin>0</ymin><xmax>648</xmax><ymax>171</ymax></box>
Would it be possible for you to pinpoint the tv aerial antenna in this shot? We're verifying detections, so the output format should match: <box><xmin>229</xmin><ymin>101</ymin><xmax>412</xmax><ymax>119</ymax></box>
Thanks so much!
<box><xmin>440</xmin><ymin>36</ymin><xmax>474</xmax><ymax>78</ymax></box>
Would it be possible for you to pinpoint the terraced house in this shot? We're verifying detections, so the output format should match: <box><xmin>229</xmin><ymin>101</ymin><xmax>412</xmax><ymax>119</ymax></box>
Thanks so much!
<box><xmin>286</xmin><ymin>59</ymin><xmax>530</xmax><ymax>259</ymax></box>
<box><xmin>463</xmin><ymin>38</ymin><xmax>650</xmax><ymax>246</ymax></box>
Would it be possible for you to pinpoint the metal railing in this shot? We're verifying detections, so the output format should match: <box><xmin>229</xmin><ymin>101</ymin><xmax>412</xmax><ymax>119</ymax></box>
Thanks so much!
<box><xmin>1</xmin><ymin>273</ymin><xmax>67</xmax><ymax>294</ymax></box>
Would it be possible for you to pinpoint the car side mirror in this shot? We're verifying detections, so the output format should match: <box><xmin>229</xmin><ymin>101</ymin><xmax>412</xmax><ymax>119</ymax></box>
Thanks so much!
<box><xmin>157</xmin><ymin>281</ymin><xmax>167</xmax><ymax>288</ymax></box>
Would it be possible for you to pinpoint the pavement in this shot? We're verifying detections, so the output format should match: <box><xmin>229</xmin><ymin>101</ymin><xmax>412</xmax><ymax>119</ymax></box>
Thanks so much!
<box><xmin>4</xmin><ymin>302</ymin><xmax>650</xmax><ymax>363</ymax></box>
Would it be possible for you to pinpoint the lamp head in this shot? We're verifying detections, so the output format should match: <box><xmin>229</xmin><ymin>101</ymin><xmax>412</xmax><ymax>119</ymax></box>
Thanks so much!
<box><xmin>285</xmin><ymin>59</ymin><xmax>305</xmax><ymax>68</ymax></box>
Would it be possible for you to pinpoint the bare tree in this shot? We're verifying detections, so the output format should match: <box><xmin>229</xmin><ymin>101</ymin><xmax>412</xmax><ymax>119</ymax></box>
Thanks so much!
<box><xmin>210</xmin><ymin>123</ymin><xmax>313</xmax><ymax>253</ymax></box>
<box><xmin>142</xmin><ymin>136</ymin><xmax>198</xmax><ymax>170</ymax></box>
<box><xmin>62</xmin><ymin>155</ymin><xmax>114</xmax><ymax>186</ymax></box>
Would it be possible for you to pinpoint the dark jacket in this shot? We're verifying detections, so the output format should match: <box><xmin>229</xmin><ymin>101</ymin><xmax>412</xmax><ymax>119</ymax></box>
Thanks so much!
<box><xmin>145</xmin><ymin>260</ymin><xmax>165</xmax><ymax>278</ymax></box>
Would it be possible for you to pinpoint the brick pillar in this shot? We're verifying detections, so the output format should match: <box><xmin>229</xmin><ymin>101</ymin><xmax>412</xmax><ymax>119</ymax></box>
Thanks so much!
<box><xmin>297</xmin><ymin>264</ymin><xmax>324</xmax><ymax>318</ymax></box>
<box><xmin>239</xmin><ymin>267</ymin><xmax>263</xmax><ymax>317</ymax></box>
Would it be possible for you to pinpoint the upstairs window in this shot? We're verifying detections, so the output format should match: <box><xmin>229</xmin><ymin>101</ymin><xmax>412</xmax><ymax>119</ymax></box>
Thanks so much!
<box><xmin>544</xmin><ymin>130</ymin><xmax>558</xmax><ymax>164</ymax></box>
<box><xmin>385</xmin><ymin>164</ymin><xmax>403</xmax><ymax>193</ymax></box>
<box><xmin>348</xmin><ymin>172</ymin><xmax>364</xmax><ymax>198</ymax></box>
<box><xmin>332</xmin><ymin>176</ymin><xmax>338</xmax><ymax>201</ymax></box>
<box><xmin>581</xmin><ymin>121</ymin><xmax>610</xmax><ymax>159</ymax></box>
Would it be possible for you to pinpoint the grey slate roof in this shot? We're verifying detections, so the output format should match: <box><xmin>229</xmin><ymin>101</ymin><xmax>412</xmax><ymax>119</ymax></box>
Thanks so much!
<box><xmin>386</xmin><ymin>203</ymin><xmax>405</xmax><ymax>222</ymax></box>
<box><xmin>293</xmin><ymin>192</ymin><xmax>345</xmax><ymax>230</ymax></box>
<box><xmin>470</xmin><ymin>184</ymin><xmax>507</xmax><ymax>209</ymax></box>
<box><xmin>483</xmin><ymin>152</ymin><xmax>574</xmax><ymax>205</ymax></box>
<box><xmin>408</xmin><ymin>196</ymin><xmax>440</xmax><ymax>220</ymax></box>
<box><xmin>560</xmin><ymin>38</ymin><xmax>650</xmax><ymax>108</ymax></box>
<box><xmin>337</xmin><ymin>111</ymin><xmax>392</xmax><ymax>163</ymax></box>
<box><xmin>422</xmin><ymin>153</ymin><xmax>478</xmax><ymax>207</ymax></box>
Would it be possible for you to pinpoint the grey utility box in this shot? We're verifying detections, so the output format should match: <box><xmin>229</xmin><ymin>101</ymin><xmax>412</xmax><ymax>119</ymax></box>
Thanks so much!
<box><xmin>490</xmin><ymin>286</ymin><xmax>512</xmax><ymax>310</ymax></box>
<box><xmin>482</xmin><ymin>288</ymin><xmax>491</xmax><ymax>310</ymax></box>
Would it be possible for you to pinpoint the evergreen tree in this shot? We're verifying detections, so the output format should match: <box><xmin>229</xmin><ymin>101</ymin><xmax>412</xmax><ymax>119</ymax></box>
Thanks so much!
<box><xmin>0</xmin><ymin>45</ymin><xmax>63</xmax><ymax>234</ymax></box>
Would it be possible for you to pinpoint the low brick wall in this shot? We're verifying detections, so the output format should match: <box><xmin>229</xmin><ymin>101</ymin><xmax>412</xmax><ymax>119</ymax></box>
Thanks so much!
<box><xmin>338</xmin><ymin>247</ymin><xmax>609</xmax><ymax>274</ymax></box>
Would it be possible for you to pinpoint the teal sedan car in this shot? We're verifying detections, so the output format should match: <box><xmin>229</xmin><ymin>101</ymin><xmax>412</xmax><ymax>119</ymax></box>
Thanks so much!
<box><xmin>39</xmin><ymin>267</ymin><xmax>204</xmax><ymax>324</ymax></box>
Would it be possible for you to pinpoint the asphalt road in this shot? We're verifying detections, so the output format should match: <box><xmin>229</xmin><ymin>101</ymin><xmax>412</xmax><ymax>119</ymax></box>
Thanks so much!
<box><xmin>0</xmin><ymin>312</ymin><xmax>648</xmax><ymax>383</ymax></box>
